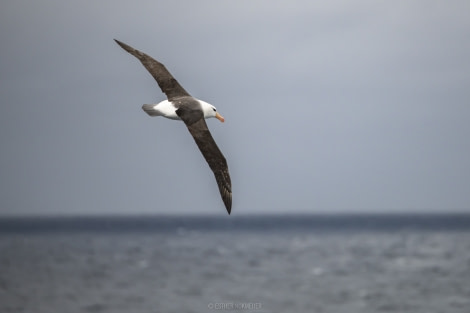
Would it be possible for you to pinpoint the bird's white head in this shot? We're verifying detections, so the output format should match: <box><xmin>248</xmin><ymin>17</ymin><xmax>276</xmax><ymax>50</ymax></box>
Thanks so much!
<box><xmin>199</xmin><ymin>100</ymin><xmax>225</xmax><ymax>122</ymax></box>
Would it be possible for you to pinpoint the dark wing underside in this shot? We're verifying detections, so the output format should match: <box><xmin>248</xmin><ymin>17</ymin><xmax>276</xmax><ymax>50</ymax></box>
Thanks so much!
<box><xmin>176</xmin><ymin>110</ymin><xmax>232</xmax><ymax>214</ymax></box>
<box><xmin>114</xmin><ymin>39</ymin><xmax>191</xmax><ymax>100</ymax></box>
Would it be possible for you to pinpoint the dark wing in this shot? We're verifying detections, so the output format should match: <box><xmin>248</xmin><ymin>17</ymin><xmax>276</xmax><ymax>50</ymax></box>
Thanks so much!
<box><xmin>176</xmin><ymin>109</ymin><xmax>232</xmax><ymax>214</ymax></box>
<box><xmin>114</xmin><ymin>39</ymin><xmax>191</xmax><ymax>100</ymax></box>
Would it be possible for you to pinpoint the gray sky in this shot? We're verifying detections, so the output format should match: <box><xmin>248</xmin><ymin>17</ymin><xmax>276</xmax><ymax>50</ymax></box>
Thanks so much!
<box><xmin>1</xmin><ymin>1</ymin><xmax>469</xmax><ymax>216</ymax></box>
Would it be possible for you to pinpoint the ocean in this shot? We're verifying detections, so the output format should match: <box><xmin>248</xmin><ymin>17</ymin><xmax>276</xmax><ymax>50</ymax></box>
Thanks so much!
<box><xmin>1</xmin><ymin>214</ymin><xmax>469</xmax><ymax>313</ymax></box>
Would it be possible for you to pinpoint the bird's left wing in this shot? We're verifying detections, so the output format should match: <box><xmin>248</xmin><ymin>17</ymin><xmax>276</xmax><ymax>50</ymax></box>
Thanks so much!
<box><xmin>114</xmin><ymin>39</ymin><xmax>191</xmax><ymax>100</ymax></box>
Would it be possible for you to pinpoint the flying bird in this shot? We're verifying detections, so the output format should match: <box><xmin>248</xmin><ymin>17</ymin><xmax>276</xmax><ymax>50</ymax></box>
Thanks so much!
<box><xmin>115</xmin><ymin>39</ymin><xmax>232</xmax><ymax>214</ymax></box>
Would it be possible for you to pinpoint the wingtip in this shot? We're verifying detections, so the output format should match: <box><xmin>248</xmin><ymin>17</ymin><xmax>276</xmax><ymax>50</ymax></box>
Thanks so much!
<box><xmin>114</xmin><ymin>39</ymin><xmax>132</xmax><ymax>52</ymax></box>
<box><xmin>114</xmin><ymin>39</ymin><xmax>127</xmax><ymax>49</ymax></box>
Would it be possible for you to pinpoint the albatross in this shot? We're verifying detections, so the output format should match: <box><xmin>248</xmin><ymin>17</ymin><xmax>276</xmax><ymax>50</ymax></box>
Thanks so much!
<box><xmin>115</xmin><ymin>39</ymin><xmax>232</xmax><ymax>214</ymax></box>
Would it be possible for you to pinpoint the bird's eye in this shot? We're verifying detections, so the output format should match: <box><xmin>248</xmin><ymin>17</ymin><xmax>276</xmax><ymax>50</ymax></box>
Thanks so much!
<box><xmin>212</xmin><ymin>108</ymin><xmax>216</xmax><ymax>112</ymax></box>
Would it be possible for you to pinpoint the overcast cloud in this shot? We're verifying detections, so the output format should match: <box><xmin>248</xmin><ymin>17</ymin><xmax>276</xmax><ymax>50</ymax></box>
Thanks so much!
<box><xmin>1</xmin><ymin>1</ymin><xmax>469</xmax><ymax>216</ymax></box>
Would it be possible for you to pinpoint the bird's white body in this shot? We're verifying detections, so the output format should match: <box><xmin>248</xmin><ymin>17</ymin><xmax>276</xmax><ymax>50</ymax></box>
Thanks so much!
<box><xmin>150</xmin><ymin>100</ymin><xmax>180</xmax><ymax>119</ymax></box>
<box><xmin>143</xmin><ymin>99</ymin><xmax>224</xmax><ymax>122</ymax></box>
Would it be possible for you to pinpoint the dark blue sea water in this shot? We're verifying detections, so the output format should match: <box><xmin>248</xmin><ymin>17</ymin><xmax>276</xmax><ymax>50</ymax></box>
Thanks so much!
<box><xmin>1</xmin><ymin>214</ymin><xmax>470</xmax><ymax>313</ymax></box>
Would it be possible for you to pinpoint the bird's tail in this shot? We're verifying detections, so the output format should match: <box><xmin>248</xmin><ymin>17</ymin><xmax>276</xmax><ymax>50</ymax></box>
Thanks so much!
<box><xmin>142</xmin><ymin>104</ymin><xmax>160</xmax><ymax>116</ymax></box>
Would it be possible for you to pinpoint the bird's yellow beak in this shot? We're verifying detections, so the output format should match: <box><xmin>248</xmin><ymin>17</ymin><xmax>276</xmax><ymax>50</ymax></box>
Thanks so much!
<box><xmin>215</xmin><ymin>112</ymin><xmax>225</xmax><ymax>123</ymax></box>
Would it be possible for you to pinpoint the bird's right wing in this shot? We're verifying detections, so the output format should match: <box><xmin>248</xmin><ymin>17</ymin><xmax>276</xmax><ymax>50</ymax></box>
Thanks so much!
<box><xmin>115</xmin><ymin>39</ymin><xmax>191</xmax><ymax>100</ymax></box>
<box><xmin>176</xmin><ymin>110</ymin><xmax>232</xmax><ymax>214</ymax></box>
